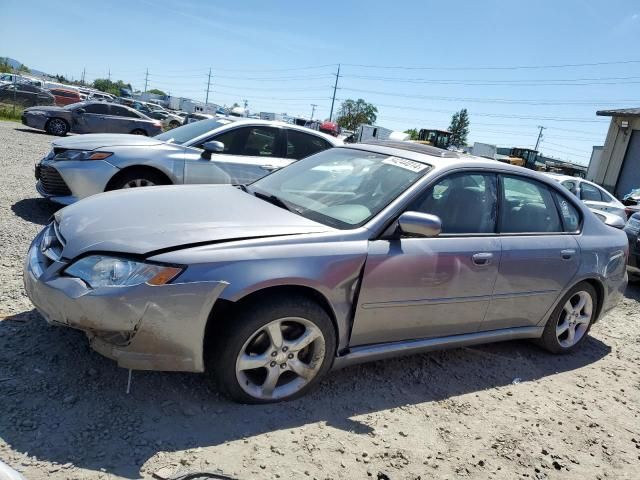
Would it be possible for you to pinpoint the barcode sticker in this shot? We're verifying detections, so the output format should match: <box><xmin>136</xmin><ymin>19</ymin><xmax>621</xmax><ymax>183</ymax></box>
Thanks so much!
<box><xmin>382</xmin><ymin>156</ymin><xmax>429</xmax><ymax>172</ymax></box>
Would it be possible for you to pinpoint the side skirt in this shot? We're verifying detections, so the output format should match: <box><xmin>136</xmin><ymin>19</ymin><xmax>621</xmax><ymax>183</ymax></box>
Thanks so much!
<box><xmin>332</xmin><ymin>326</ymin><xmax>544</xmax><ymax>370</ymax></box>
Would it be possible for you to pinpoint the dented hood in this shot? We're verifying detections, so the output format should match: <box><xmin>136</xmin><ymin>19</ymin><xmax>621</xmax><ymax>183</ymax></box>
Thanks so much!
<box><xmin>55</xmin><ymin>185</ymin><xmax>332</xmax><ymax>258</ymax></box>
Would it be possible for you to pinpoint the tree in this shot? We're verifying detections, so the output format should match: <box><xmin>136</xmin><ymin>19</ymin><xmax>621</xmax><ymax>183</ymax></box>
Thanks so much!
<box><xmin>0</xmin><ymin>58</ymin><xmax>11</xmax><ymax>74</ymax></box>
<box><xmin>448</xmin><ymin>108</ymin><xmax>470</xmax><ymax>147</ymax></box>
<box><xmin>404</xmin><ymin>128</ymin><xmax>419</xmax><ymax>140</ymax></box>
<box><xmin>92</xmin><ymin>78</ymin><xmax>132</xmax><ymax>96</ymax></box>
<box><xmin>17</xmin><ymin>64</ymin><xmax>30</xmax><ymax>73</ymax></box>
<box><xmin>148</xmin><ymin>88</ymin><xmax>166</xmax><ymax>96</ymax></box>
<box><xmin>336</xmin><ymin>98</ymin><xmax>378</xmax><ymax>131</ymax></box>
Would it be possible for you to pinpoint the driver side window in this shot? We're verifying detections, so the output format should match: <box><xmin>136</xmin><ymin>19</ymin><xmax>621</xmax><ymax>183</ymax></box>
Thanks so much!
<box><xmin>410</xmin><ymin>173</ymin><xmax>498</xmax><ymax>234</ymax></box>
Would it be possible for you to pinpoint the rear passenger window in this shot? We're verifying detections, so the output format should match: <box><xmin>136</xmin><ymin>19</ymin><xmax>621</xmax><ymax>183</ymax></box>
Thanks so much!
<box><xmin>554</xmin><ymin>193</ymin><xmax>581</xmax><ymax>232</ymax></box>
<box><xmin>286</xmin><ymin>130</ymin><xmax>332</xmax><ymax>160</ymax></box>
<box><xmin>580</xmin><ymin>183</ymin><xmax>603</xmax><ymax>202</ymax></box>
<box><xmin>500</xmin><ymin>176</ymin><xmax>562</xmax><ymax>233</ymax></box>
<box><xmin>412</xmin><ymin>173</ymin><xmax>497</xmax><ymax>234</ymax></box>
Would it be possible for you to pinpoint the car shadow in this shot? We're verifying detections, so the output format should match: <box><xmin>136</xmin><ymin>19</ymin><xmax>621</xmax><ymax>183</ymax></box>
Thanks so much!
<box><xmin>13</xmin><ymin>127</ymin><xmax>50</xmax><ymax>136</ymax></box>
<box><xmin>0</xmin><ymin>294</ymin><xmax>618</xmax><ymax>478</ymax></box>
<box><xmin>11</xmin><ymin>198</ymin><xmax>61</xmax><ymax>226</ymax></box>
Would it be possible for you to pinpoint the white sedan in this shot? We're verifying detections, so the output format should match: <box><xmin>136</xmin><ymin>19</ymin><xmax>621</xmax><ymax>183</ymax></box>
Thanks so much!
<box><xmin>544</xmin><ymin>173</ymin><xmax>627</xmax><ymax>223</ymax></box>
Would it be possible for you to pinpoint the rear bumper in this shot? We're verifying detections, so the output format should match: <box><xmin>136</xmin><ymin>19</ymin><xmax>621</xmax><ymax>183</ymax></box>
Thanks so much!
<box><xmin>23</xmin><ymin>231</ymin><xmax>229</xmax><ymax>372</ymax></box>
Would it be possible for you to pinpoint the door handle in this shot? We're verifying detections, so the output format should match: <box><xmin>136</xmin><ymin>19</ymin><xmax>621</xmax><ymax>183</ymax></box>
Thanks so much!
<box><xmin>472</xmin><ymin>252</ymin><xmax>493</xmax><ymax>266</ymax></box>
<box><xmin>561</xmin><ymin>249</ymin><xmax>576</xmax><ymax>260</ymax></box>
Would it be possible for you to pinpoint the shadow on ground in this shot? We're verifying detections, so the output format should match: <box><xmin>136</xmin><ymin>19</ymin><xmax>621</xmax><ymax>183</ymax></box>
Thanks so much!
<box><xmin>12</xmin><ymin>127</ymin><xmax>51</xmax><ymax>136</ymax></box>
<box><xmin>1</xmin><ymin>280</ymin><xmax>630</xmax><ymax>477</ymax></box>
<box><xmin>11</xmin><ymin>198</ymin><xmax>61</xmax><ymax>226</ymax></box>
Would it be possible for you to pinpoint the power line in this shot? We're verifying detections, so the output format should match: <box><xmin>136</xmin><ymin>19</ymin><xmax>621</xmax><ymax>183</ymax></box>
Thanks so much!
<box><xmin>341</xmin><ymin>59</ymin><xmax>640</xmax><ymax>71</ymax></box>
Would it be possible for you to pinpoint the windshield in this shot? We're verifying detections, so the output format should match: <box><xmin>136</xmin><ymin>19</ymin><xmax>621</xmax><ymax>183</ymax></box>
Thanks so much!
<box><xmin>250</xmin><ymin>148</ymin><xmax>431</xmax><ymax>229</ymax></box>
<box><xmin>154</xmin><ymin>117</ymin><xmax>234</xmax><ymax>145</ymax></box>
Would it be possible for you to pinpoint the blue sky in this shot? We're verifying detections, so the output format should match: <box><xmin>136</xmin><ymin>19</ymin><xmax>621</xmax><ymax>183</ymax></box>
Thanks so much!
<box><xmin>2</xmin><ymin>0</ymin><xmax>640</xmax><ymax>164</ymax></box>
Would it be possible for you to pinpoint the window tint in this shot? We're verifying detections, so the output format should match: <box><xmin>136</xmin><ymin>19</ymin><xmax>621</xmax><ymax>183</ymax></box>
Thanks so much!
<box><xmin>213</xmin><ymin>126</ymin><xmax>279</xmax><ymax>157</ymax></box>
<box><xmin>500</xmin><ymin>176</ymin><xmax>562</xmax><ymax>233</ymax></box>
<box><xmin>110</xmin><ymin>105</ymin><xmax>141</xmax><ymax>118</ymax></box>
<box><xmin>554</xmin><ymin>193</ymin><xmax>581</xmax><ymax>232</ymax></box>
<box><xmin>412</xmin><ymin>173</ymin><xmax>497</xmax><ymax>234</ymax></box>
<box><xmin>20</xmin><ymin>85</ymin><xmax>39</xmax><ymax>93</ymax></box>
<box><xmin>84</xmin><ymin>103</ymin><xmax>110</xmax><ymax>114</ymax></box>
<box><xmin>286</xmin><ymin>130</ymin><xmax>331</xmax><ymax>160</ymax></box>
<box><xmin>580</xmin><ymin>182</ymin><xmax>603</xmax><ymax>202</ymax></box>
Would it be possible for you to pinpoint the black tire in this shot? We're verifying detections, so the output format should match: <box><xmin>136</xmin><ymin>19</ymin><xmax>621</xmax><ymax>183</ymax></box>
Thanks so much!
<box><xmin>130</xmin><ymin>129</ymin><xmax>147</xmax><ymax>136</ymax></box>
<box><xmin>108</xmin><ymin>169</ymin><xmax>170</xmax><ymax>190</ymax></box>
<box><xmin>169</xmin><ymin>121</ymin><xmax>181</xmax><ymax>129</ymax></box>
<box><xmin>210</xmin><ymin>296</ymin><xmax>336</xmax><ymax>404</ymax></box>
<box><xmin>538</xmin><ymin>282</ymin><xmax>598</xmax><ymax>354</ymax></box>
<box><xmin>45</xmin><ymin>118</ymin><xmax>69</xmax><ymax>136</ymax></box>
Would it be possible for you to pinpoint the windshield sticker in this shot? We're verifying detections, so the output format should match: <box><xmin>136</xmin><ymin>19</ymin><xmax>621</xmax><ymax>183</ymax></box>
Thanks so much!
<box><xmin>382</xmin><ymin>156</ymin><xmax>429</xmax><ymax>172</ymax></box>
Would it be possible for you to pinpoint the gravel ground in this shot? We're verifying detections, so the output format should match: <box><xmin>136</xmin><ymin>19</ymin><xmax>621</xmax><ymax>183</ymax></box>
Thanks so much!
<box><xmin>0</xmin><ymin>121</ymin><xmax>639</xmax><ymax>480</ymax></box>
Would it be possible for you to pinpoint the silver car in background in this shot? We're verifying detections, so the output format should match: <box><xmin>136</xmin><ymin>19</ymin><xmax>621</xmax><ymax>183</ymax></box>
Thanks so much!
<box><xmin>24</xmin><ymin>142</ymin><xmax>628</xmax><ymax>403</ymax></box>
<box><xmin>34</xmin><ymin>118</ymin><xmax>341</xmax><ymax>204</ymax></box>
<box><xmin>545</xmin><ymin>173</ymin><xmax>627</xmax><ymax>223</ymax></box>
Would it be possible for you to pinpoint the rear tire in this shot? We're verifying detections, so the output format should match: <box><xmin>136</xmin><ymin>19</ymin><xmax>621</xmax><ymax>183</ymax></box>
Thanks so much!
<box><xmin>538</xmin><ymin>282</ymin><xmax>597</xmax><ymax>354</ymax></box>
<box><xmin>109</xmin><ymin>169</ymin><xmax>169</xmax><ymax>190</ymax></box>
<box><xmin>130</xmin><ymin>129</ymin><xmax>147</xmax><ymax>136</ymax></box>
<box><xmin>45</xmin><ymin>118</ymin><xmax>69</xmax><ymax>136</ymax></box>
<box><xmin>209</xmin><ymin>296</ymin><xmax>336</xmax><ymax>404</ymax></box>
<box><xmin>168</xmin><ymin>121</ymin><xmax>181</xmax><ymax>129</ymax></box>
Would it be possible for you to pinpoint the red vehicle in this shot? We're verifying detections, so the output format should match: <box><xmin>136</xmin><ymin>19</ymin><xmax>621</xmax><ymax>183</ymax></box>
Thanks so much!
<box><xmin>49</xmin><ymin>88</ymin><xmax>82</xmax><ymax>106</ymax></box>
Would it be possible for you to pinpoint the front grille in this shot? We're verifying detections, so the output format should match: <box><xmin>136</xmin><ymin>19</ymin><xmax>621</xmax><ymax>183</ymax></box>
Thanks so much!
<box><xmin>39</xmin><ymin>166</ymin><xmax>71</xmax><ymax>196</ymax></box>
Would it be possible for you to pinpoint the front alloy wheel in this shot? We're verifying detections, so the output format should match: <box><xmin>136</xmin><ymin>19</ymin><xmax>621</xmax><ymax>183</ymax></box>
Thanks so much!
<box><xmin>212</xmin><ymin>297</ymin><xmax>335</xmax><ymax>403</ymax></box>
<box><xmin>236</xmin><ymin>318</ymin><xmax>326</xmax><ymax>400</ymax></box>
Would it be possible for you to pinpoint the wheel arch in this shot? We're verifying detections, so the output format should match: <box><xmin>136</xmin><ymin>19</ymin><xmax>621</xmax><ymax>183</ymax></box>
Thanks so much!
<box><xmin>540</xmin><ymin>276</ymin><xmax>606</xmax><ymax>328</ymax></box>
<box><xmin>204</xmin><ymin>284</ymin><xmax>340</xmax><ymax>363</ymax></box>
<box><xmin>105</xmin><ymin>165</ymin><xmax>173</xmax><ymax>191</ymax></box>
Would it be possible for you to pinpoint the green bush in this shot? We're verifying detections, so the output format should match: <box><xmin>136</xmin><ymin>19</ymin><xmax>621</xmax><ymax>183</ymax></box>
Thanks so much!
<box><xmin>0</xmin><ymin>103</ymin><xmax>24</xmax><ymax>122</ymax></box>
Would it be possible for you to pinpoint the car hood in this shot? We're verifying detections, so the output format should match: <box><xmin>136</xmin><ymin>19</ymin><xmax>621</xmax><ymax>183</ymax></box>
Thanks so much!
<box><xmin>51</xmin><ymin>133</ymin><xmax>166</xmax><ymax>151</ymax></box>
<box><xmin>55</xmin><ymin>185</ymin><xmax>333</xmax><ymax>258</ymax></box>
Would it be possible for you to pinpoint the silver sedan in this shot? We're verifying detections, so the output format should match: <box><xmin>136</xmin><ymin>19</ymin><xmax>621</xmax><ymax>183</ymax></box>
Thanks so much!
<box><xmin>24</xmin><ymin>142</ymin><xmax>628</xmax><ymax>403</ymax></box>
<box><xmin>34</xmin><ymin>118</ymin><xmax>341</xmax><ymax>205</ymax></box>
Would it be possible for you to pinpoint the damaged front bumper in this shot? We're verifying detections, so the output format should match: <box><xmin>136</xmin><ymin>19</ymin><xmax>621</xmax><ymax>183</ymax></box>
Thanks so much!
<box><xmin>23</xmin><ymin>231</ymin><xmax>228</xmax><ymax>372</ymax></box>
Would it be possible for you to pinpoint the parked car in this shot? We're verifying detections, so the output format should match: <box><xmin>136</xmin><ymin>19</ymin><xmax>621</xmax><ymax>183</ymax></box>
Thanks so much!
<box><xmin>146</xmin><ymin>109</ymin><xmax>183</xmax><ymax>129</ymax></box>
<box><xmin>89</xmin><ymin>91</ymin><xmax>115</xmax><ymax>102</ymax></box>
<box><xmin>34</xmin><ymin>118</ymin><xmax>341</xmax><ymax>204</ymax></box>
<box><xmin>624</xmin><ymin>212</ymin><xmax>640</xmax><ymax>277</ymax></box>
<box><xmin>24</xmin><ymin>142</ymin><xmax>628</xmax><ymax>403</ymax></box>
<box><xmin>0</xmin><ymin>83</ymin><xmax>54</xmax><ymax>107</ymax></box>
<box><xmin>0</xmin><ymin>73</ymin><xmax>42</xmax><ymax>86</ymax></box>
<box><xmin>49</xmin><ymin>87</ymin><xmax>82</xmax><ymax>106</ymax></box>
<box><xmin>22</xmin><ymin>101</ymin><xmax>163</xmax><ymax>136</ymax></box>
<box><xmin>544</xmin><ymin>173</ymin><xmax>627</xmax><ymax>223</ymax></box>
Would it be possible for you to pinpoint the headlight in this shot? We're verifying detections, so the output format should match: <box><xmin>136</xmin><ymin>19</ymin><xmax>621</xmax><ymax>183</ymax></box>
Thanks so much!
<box><xmin>64</xmin><ymin>255</ymin><xmax>182</xmax><ymax>288</ymax></box>
<box><xmin>54</xmin><ymin>150</ymin><xmax>113</xmax><ymax>161</ymax></box>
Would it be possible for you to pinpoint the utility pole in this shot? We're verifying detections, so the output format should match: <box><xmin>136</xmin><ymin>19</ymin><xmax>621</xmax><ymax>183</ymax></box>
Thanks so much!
<box><xmin>310</xmin><ymin>103</ymin><xmax>317</xmax><ymax>120</ymax></box>
<box><xmin>108</xmin><ymin>69</ymin><xmax>111</xmax><ymax>81</ymax></box>
<box><xmin>534</xmin><ymin>125</ymin><xmax>545</xmax><ymax>151</ymax></box>
<box><xmin>329</xmin><ymin>64</ymin><xmax>340</xmax><ymax>122</ymax></box>
<box><xmin>81</xmin><ymin>67</ymin><xmax>86</xmax><ymax>85</ymax></box>
<box><xmin>205</xmin><ymin>67</ymin><xmax>212</xmax><ymax>106</ymax></box>
<box><xmin>144</xmin><ymin>68</ymin><xmax>149</xmax><ymax>94</ymax></box>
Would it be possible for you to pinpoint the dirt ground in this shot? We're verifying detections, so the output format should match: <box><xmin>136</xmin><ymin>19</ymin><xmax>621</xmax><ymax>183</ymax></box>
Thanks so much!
<box><xmin>0</xmin><ymin>121</ymin><xmax>638</xmax><ymax>480</ymax></box>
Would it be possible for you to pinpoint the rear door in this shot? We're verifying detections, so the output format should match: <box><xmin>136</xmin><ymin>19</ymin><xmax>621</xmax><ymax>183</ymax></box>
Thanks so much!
<box><xmin>108</xmin><ymin>105</ymin><xmax>143</xmax><ymax>133</ymax></box>
<box><xmin>481</xmin><ymin>175</ymin><xmax>581</xmax><ymax>331</ymax></box>
<box><xmin>184</xmin><ymin>125</ymin><xmax>289</xmax><ymax>185</ymax></box>
<box><xmin>285</xmin><ymin>129</ymin><xmax>333</xmax><ymax>161</ymax></box>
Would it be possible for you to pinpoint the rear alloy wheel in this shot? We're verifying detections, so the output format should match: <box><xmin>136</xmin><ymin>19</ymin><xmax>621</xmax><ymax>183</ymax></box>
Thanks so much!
<box><xmin>539</xmin><ymin>282</ymin><xmax>597</xmax><ymax>353</ymax></box>
<box><xmin>131</xmin><ymin>129</ymin><xmax>147</xmax><ymax>136</ymax></box>
<box><xmin>212</xmin><ymin>298</ymin><xmax>335</xmax><ymax>403</ymax></box>
<box><xmin>45</xmin><ymin>118</ymin><xmax>69</xmax><ymax>136</ymax></box>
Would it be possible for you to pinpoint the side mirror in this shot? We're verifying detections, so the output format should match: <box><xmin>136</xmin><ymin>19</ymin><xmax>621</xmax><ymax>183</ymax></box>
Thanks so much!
<box><xmin>201</xmin><ymin>141</ymin><xmax>225</xmax><ymax>160</ymax></box>
<box><xmin>76</xmin><ymin>108</ymin><xmax>85</xmax><ymax>114</ymax></box>
<box><xmin>398</xmin><ymin>211</ymin><xmax>442</xmax><ymax>237</ymax></box>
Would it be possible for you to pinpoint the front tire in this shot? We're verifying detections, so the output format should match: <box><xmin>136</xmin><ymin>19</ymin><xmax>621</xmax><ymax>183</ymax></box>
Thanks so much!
<box><xmin>109</xmin><ymin>169</ymin><xmax>169</xmax><ymax>190</ymax></box>
<box><xmin>211</xmin><ymin>297</ymin><xmax>336</xmax><ymax>404</ymax></box>
<box><xmin>45</xmin><ymin>118</ymin><xmax>69</xmax><ymax>136</ymax></box>
<box><xmin>130</xmin><ymin>129</ymin><xmax>147</xmax><ymax>136</ymax></box>
<box><xmin>539</xmin><ymin>282</ymin><xmax>597</xmax><ymax>354</ymax></box>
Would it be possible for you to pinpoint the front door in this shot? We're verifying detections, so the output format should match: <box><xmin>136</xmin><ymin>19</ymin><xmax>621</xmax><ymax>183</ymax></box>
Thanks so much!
<box><xmin>73</xmin><ymin>103</ymin><xmax>110</xmax><ymax>133</ymax></box>
<box><xmin>350</xmin><ymin>172</ymin><xmax>502</xmax><ymax>346</ymax></box>
<box><xmin>184</xmin><ymin>125</ymin><xmax>290</xmax><ymax>185</ymax></box>
<box><xmin>481</xmin><ymin>174</ymin><xmax>582</xmax><ymax>331</ymax></box>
